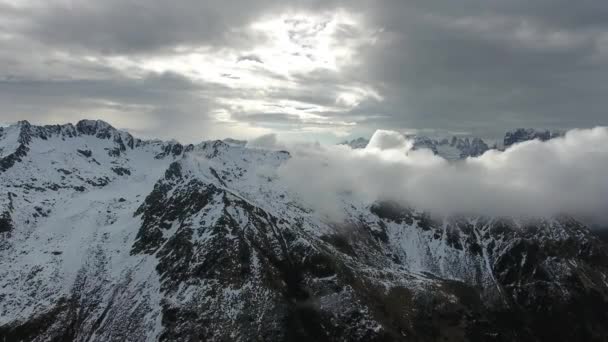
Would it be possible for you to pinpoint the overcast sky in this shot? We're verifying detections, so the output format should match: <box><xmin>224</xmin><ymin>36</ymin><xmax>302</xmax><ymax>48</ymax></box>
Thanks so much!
<box><xmin>1</xmin><ymin>0</ymin><xmax>607</xmax><ymax>142</ymax></box>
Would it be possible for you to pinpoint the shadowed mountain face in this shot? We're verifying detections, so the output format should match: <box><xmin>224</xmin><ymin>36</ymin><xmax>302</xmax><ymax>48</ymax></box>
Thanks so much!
<box><xmin>1</xmin><ymin>121</ymin><xmax>607</xmax><ymax>342</ymax></box>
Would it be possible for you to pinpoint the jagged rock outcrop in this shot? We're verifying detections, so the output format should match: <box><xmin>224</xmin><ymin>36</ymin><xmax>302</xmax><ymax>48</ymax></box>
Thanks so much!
<box><xmin>503</xmin><ymin>128</ymin><xmax>563</xmax><ymax>148</ymax></box>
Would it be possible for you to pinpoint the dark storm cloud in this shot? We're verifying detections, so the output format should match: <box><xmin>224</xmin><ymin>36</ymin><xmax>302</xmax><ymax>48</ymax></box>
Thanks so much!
<box><xmin>336</xmin><ymin>0</ymin><xmax>608</xmax><ymax>134</ymax></box>
<box><xmin>1</xmin><ymin>0</ymin><xmax>607</xmax><ymax>140</ymax></box>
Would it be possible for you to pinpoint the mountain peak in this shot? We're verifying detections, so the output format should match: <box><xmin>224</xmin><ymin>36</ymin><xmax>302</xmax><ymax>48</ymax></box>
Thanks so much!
<box><xmin>340</xmin><ymin>137</ymin><xmax>369</xmax><ymax>149</ymax></box>
<box><xmin>75</xmin><ymin>119</ymin><xmax>117</xmax><ymax>138</ymax></box>
<box><xmin>503</xmin><ymin>128</ymin><xmax>563</xmax><ymax>148</ymax></box>
<box><xmin>15</xmin><ymin>120</ymin><xmax>31</xmax><ymax>127</ymax></box>
<box><xmin>76</xmin><ymin>119</ymin><xmax>114</xmax><ymax>128</ymax></box>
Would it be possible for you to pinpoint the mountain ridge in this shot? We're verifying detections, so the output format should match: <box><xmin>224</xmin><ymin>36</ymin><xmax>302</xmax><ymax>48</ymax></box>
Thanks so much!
<box><xmin>339</xmin><ymin>128</ymin><xmax>565</xmax><ymax>160</ymax></box>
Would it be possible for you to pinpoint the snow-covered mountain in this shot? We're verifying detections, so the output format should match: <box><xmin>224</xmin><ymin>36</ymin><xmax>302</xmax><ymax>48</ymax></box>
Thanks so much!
<box><xmin>503</xmin><ymin>128</ymin><xmax>563</xmax><ymax>148</ymax></box>
<box><xmin>341</xmin><ymin>135</ymin><xmax>490</xmax><ymax>160</ymax></box>
<box><xmin>1</xmin><ymin>120</ymin><xmax>607</xmax><ymax>341</ymax></box>
<box><xmin>340</xmin><ymin>128</ymin><xmax>566</xmax><ymax>160</ymax></box>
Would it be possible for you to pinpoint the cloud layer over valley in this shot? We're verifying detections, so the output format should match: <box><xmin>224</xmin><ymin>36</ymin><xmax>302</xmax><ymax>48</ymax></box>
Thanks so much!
<box><xmin>277</xmin><ymin>127</ymin><xmax>608</xmax><ymax>223</ymax></box>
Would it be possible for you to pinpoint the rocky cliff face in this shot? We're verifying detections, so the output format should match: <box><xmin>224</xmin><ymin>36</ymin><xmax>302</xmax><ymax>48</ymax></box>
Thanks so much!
<box><xmin>503</xmin><ymin>128</ymin><xmax>563</xmax><ymax>148</ymax></box>
<box><xmin>1</xmin><ymin>121</ymin><xmax>607</xmax><ymax>341</ymax></box>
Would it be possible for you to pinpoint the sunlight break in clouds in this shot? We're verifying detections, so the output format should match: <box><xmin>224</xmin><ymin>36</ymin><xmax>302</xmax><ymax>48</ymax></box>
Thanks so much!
<box><xmin>249</xmin><ymin>11</ymin><xmax>373</xmax><ymax>75</ymax></box>
<box><xmin>100</xmin><ymin>9</ymin><xmax>380</xmax><ymax>138</ymax></box>
<box><xmin>130</xmin><ymin>10</ymin><xmax>373</xmax><ymax>81</ymax></box>
<box><xmin>278</xmin><ymin>127</ymin><xmax>608</xmax><ymax>223</ymax></box>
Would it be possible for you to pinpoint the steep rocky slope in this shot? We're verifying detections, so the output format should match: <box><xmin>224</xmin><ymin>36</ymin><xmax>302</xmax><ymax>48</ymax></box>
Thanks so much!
<box><xmin>1</xmin><ymin>121</ymin><xmax>607</xmax><ymax>341</ymax></box>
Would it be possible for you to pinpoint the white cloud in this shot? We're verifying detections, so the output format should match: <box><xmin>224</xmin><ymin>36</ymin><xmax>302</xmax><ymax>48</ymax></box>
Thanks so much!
<box><xmin>278</xmin><ymin>127</ymin><xmax>608</xmax><ymax>223</ymax></box>
<box><xmin>246</xmin><ymin>133</ymin><xmax>282</xmax><ymax>150</ymax></box>
<box><xmin>365</xmin><ymin>129</ymin><xmax>411</xmax><ymax>150</ymax></box>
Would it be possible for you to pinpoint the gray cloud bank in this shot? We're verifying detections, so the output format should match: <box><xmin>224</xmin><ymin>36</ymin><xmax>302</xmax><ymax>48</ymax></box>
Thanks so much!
<box><xmin>278</xmin><ymin>127</ymin><xmax>608</xmax><ymax>223</ymax></box>
<box><xmin>1</xmin><ymin>0</ymin><xmax>608</xmax><ymax>141</ymax></box>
